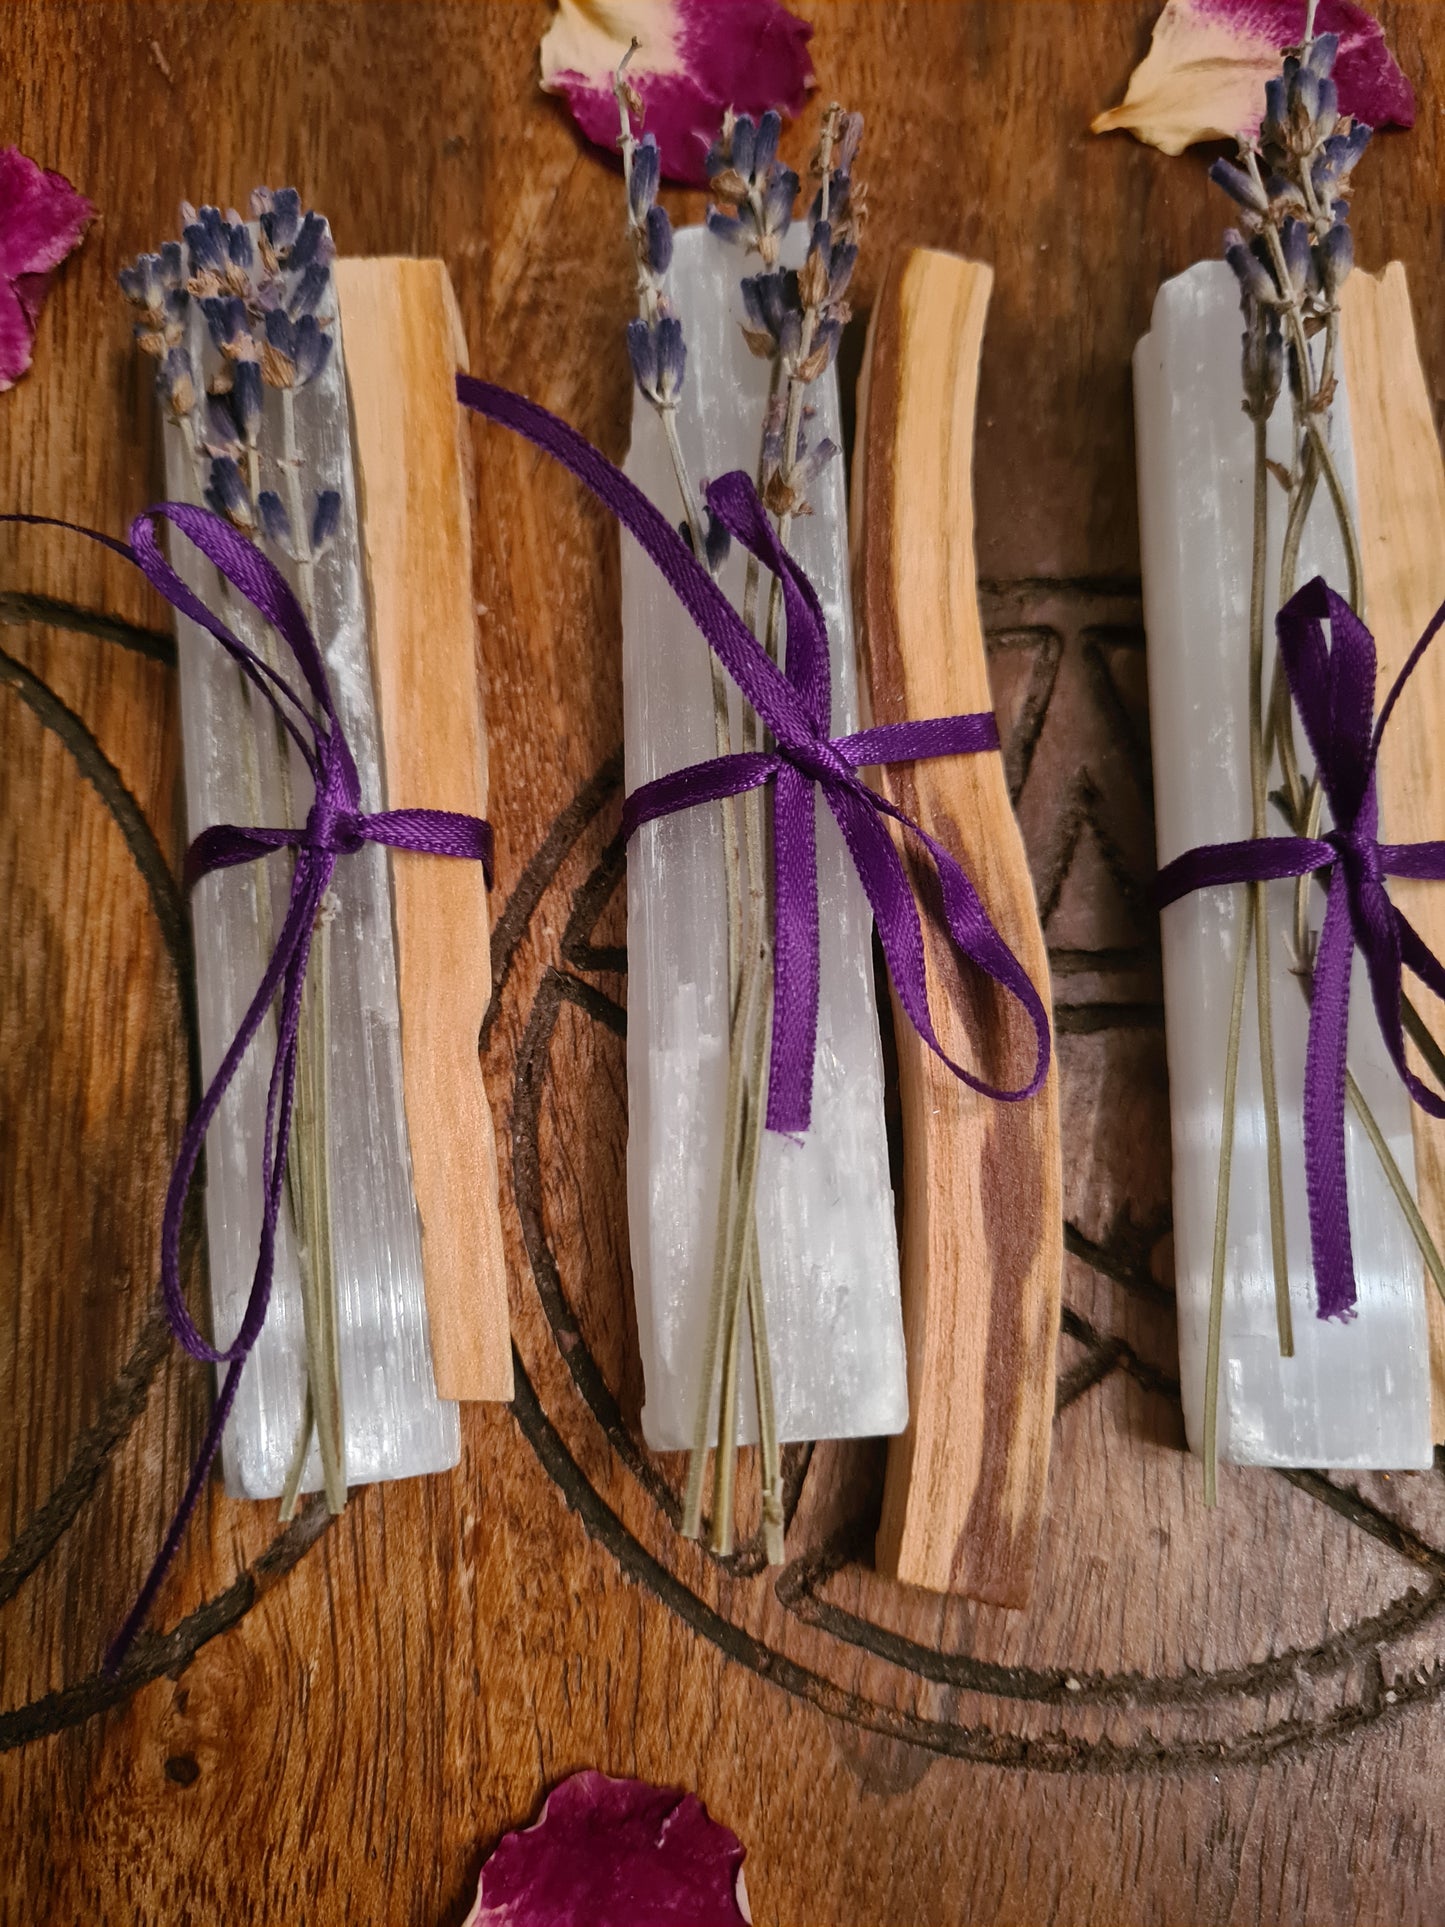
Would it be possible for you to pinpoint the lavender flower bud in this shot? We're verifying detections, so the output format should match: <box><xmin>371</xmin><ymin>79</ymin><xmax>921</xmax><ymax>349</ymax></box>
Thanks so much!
<box><xmin>257</xmin><ymin>490</ymin><xmax>292</xmax><ymax>551</ymax></box>
<box><xmin>118</xmin><ymin>252</ymin><xmax>164</xmax><ymax>313</ymax></box>
<box><xmin>202</xmin><ymin>294</ymin><xmax>249</xmax><ymax>352</ymax></box>
<box><xmin>185</xmin><ymin>206</ymin><xmax>230</xmax><ymax>277</ymax></box>
<box><xmin>262</xmin><ymin>307</ymin><xmax>297</xmax><ymax>386</ymax></box>
<box><xmin>833</xmin><ymin>111</ymin><xmax>864</xmax><ymax>172</ymax></box>
<box><xmin>204</xmin><ymin>392</ymin><xmax>242</xmax><ymax>454</ymax></box>
<box><xmin>1288</xmin><ymin>67</ymin><xmax>1322</xmax><ymax>133</ymax></box>
<box><xmin>260</xmin><ymin>186</ymin><xmax>301</xmax><ymax>254</ymax></box>
<box><xmin>703</xmin><ymin>510</ymin><xmax>731</xmax><ymax>575</ymax></box>
<box><xmin>159</xmin><ymin>293</ymin><xmax>187</xmax><ymax>350</ymax></box>
<box><xmin>644</xmin><ymin>204</ymin><xmax>673</xmax><ymax>276</ymax></box>
<box><xmin>761</xmin><ymin>166</ymin><xmax>798</xmax><ymax>238</ymax></box>
<box><xmin>1209</xmin><ymin>158</ymin><xmax>1268</xmax><ymax>216</ymax></box>
<box><xmin>291</xmin><ymin>314</ymin><xmax>332</xmax><ymax>386</ymax></box>
<box><xmin>226</xmin><ymin>220</ymin><xmax>253</xmax><ymax>270</ymax></box>
<box><xmin>159</xmin><ymin>240</ymin><xmax>185</xmax><ymax>290</ymax></box>
<box><xmin>704</xmin><ymin>205</ymin><xmax>747</xmax><ymax>249</ymax></box>
<box><xmin>204</xmin><ymin>454</ymin><xmax>255</xmax><ymax>531</ymax></box>
<box><xmin>1304</xmin><ymin>32</ymin><xmax>1339</xmax><ymax>79</ymax></box>
<box><xmin>1280</xmin><ymin>217</ymin><xmax>1311</xmax><ymax>294</ymax></box>
<box><xmin>288</xmin><ymin>211</ymin><xmax>333</xmax><ymax>273</ymax></box>
<box><xmin>1313</xmin><ymin>122</ymin><xmax>1371</xmax><ymax>195</ymax></box>
<box><xmin>232</xmin><ymin>358</ymin><xmax>264</xmax><ymax>445</ymax></box>
<box><xmin>1225</xmin><ymin>233</ymin><xmax>1276</xmax><ymax>305</ymax></box>
<box><xmin>1314</xmin><ymin>76</ymin><xmax>1340</xmax><ymax>142</ymax></box>
<box><xmin>629</xmin><ymin>134</ymin><xmax>661</xmax><ymax>221</ymax></box>
<box><xmin>156</xmin><ymin>344</ymin><xmax>195</xmax><ymax>420</ymax></box>
<box><xmin>797</xmin><ymin>435</ymin><xmax>839</xmax><ymax>488</ymax></box>
<box><xmin>729</xmin><ymin>114</ymin><xmax>757</xmax><ymax>182</ymax></box>
<box><xmin>310</xmin><ymin>488</ymin><xmax>342</xmax><ymax>555</ymax></box>
<box><xmin>1318</xmin><ymin>220</ymin><xmax>1354</xmax><ymax>296</ymax></box>
<box><xmin>795</xmin><ymin>315</ymin><xmax>840</xmax><ymax>383</ymax></box>
<box><xmin>740</xmin><ymin>268</ymin><xmax>796</xmax><ymax>355</ymax></box>
<box><xmin>828</xmin><ymin>237</ymin><xmax>857</xmax><ymax>304</ymax></box>
<box><xmin>626</xmin><ymin>315</ymin><xmax>686</xmax><ymax>407</ymax></box>
<box><xmin>289</xmin><ymin>261</ymin><xmax>331</xmax><ymax>319</ymax></box>
<box><xmin>753</xmin><ymin>111</ymin><xmax>781</xmax><ymax>180</ymax></box>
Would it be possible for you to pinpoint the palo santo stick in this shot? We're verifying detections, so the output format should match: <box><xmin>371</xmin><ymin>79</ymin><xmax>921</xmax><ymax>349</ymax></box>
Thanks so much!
<box><xmin>852</xmin><ymin>247</ymin><xmax>1062</xmax><ymax>1604</ymax></box>
<box><xmin>1341</xmin><ymin>262</ymin><xmax>1445</xmax><ymax>1439</ymax></box>
<box><xmin>335</xmin><ymin>258</ymin><xmax>512</xmax><ymax>1401</ymax></box>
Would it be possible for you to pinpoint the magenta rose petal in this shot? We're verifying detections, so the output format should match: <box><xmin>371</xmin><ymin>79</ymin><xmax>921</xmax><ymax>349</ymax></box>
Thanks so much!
<box><xmin>0</xmin><ymin>146</ymin><xmax>95</xmax><ymax>390</ymax></box>
<box><xmin>1092</xmin><ymin>0</ymin><xmax>1414</xmax><ymax>156</ymax></box>
<box><xmin>539</xmin><ymin>0</ymin><xmax>814</xmax><ymax>186</ymax></box>
<box><xmin>463</xmin><ymin>1770</ymin><xmax>751</xmax><ymax>1927</ymax></box>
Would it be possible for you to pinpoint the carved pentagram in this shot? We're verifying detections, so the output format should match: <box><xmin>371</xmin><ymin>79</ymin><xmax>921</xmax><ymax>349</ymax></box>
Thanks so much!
<box><xmin>4</xmin><ymin>580</ymin><xmax>1445</xmax><ymax>1765</ymax></box>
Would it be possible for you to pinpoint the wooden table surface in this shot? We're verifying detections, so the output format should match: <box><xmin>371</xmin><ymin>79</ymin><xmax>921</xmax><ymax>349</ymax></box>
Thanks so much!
<box><xmin>5</xmin><ymin>5</ymin><xmax>1445</xmax><ymax>1922</ymax></box>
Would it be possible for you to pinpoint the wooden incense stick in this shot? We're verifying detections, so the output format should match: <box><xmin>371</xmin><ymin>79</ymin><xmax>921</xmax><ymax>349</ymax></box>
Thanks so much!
<box><xmin>1341</xmin><ymin>262</ymin><xmax>1445</xmax><ymax>1439</ymax></box>
<box><xmin>334</xmin><ymin>258</ymin><xmax>512</xmax><ymax>1402</ymax></box>
<box><xmin>852</xmin><ymin>247</ymin><xmax>1062</xmax><ymax>1604</ymax></box>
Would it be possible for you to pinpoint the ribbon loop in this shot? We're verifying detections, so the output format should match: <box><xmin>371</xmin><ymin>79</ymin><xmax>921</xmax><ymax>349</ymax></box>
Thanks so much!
<box><xmin>1156</xmin><ymin>574</ymin><xmax>1445</xmax><ymax>1320</ymax></box>
<box><xmin>455</xmin><ymin>376</ymin><xmax>1053</xmax><ymax>1134</ymax></box>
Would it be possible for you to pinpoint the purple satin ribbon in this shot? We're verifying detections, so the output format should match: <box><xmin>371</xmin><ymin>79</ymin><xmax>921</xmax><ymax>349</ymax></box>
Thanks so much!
<box><xmin>1155</xmin><ymin>576</ymin><xmax>1445</xmax><ymax>1321</ymax></box>
<box><xmin>6</xmin><ymin>508</ymin><xmax>494</xmax><ymax>1672</ymax></box>
<box><xmin>456</xmin><ymin>376</ymin><xmax>1050</xmax><ymax>1134</ymax></box>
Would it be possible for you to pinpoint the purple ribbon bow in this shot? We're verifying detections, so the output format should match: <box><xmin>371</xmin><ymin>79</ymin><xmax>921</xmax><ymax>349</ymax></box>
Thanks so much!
<box><xmin>1155</xmin><ymin>576</ymin><xmax>1445</xmax><ymax>1321</ymax></box>
<box><xmin>457</xmin><ymin>376</ymin><xmax>1050</xmax><ymax>1133</ymax></box>
<box><xmin>8</xmin><ymin>507</ymin><xmax>494</xmax><ymax>1671</ymax></box>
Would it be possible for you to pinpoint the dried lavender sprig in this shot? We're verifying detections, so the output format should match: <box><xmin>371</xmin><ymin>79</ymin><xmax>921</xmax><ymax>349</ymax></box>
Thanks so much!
<box><xmin>691</xmin><ymin>103</ymin><xmax>862</xmax><ymax>1562</ymax></box>
<box><xmin>1200</xmin><ymin>35</ymin><xmax>1445</xmax><ymax>1493</ymax></box>
<box><xmin>119</xmin><ymin>189</ymin><xmax>348</xmax><ymax>1515</ymax></box>
<box><xmin>609</xmin><ymin>53</ymin><xmax>770</xmax><ymax>1552</ymax></box>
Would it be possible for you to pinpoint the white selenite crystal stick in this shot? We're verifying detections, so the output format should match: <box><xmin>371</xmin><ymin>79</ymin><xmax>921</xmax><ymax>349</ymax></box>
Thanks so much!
<box><xmin>164</xmin><ymin>271</ymin><xmax>458</xmax><ymax>1498</ymax></box>
<box><xmin>622</xmin><ymin>224</ymin><xmax>907</xmax><ymax>1452</ymax></box>
<box><xmin>1135</xmin><ymin>260</ymin><xmax>1432</xmax><ymax>1468</ymax></box>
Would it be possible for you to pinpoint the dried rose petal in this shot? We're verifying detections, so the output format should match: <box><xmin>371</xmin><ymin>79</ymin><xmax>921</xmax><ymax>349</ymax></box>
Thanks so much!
<box><xmin>1092</xmin><ymin>0</ymin><xmax>1414</xmax><ymax>156</ymax></box>
<box><xmin>0</xmin><ymin>147</ymin><xmax>94</xmax><ymax>391</ymax></box>
<box><xmin>539</xmin><ymin>0</ymin><xmax>814</xmax><ymax>187</ymax></box>
<box><xmin>464</xmin><ymin>1770</ymin><xmax>751</xmax><ymax>1927</ymax></box>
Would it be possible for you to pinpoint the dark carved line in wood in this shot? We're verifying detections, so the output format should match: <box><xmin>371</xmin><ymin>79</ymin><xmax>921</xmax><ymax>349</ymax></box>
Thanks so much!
<box><xmin>1058</xmin><ymin>1303</ymin><xmax>1180</xmax><ymax>1405</ymax></box>
<box><xmin>0</xmin><ymin>1498</ymin><xmax>332</xmax><ymax>1752</ymax></box>
<box><xmin>505</xmin><ymin>1350</ymin><xmax>1445</xmax><ymax>1775</ymax></box>
<box><xmin>1064</xmin><ymin>1213</ymin><xmax>1175</xmax><ymax>1309</ymax></box>
<box><xmin>0</xmin><ymin>642</ymin><xmax>189</xmax><ymax>983</ymax></box>
<box><xmin>0</xmin><ymin>592</ymin><xmax>176</xmax><ymax>664</ymax></box>
<box><xmin>774</xmin><ymin>1526</ymin><xmax>1445</xmax><ymax>1718</ymax></box>
<box><xmin>0</xmin><ymin>640</ymin><xmax>206</xmax><ymax>1619</ymax></box>
<box><xmin>480</xmin><ymin>748</ymin><xmax>623</xmax><ymax>1051</ymax></box>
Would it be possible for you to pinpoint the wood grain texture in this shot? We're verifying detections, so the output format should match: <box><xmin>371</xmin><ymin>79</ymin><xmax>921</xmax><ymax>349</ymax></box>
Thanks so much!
<box><xmin>6</xmin><ymin>7</ymin><xmax>1445</xmax><ymax>1926</ymax></box>
<box><xmin>1340</xmin><ymin>263</ymin><xmax>1445</xmax><ymax>1440</ymax></box>
<box><xmin>854</xmin><ymin>249</ymin><xmax>1063</xmax><ymax>1604</ymax></box>
<box><xmin>335</xmin><ymin>256</ymin><xmax>512</xmax><ymax>1403</ymax></box>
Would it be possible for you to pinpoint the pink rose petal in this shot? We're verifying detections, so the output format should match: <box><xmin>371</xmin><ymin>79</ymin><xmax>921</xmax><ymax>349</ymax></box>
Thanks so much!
<box><xmin>464</xmin><ymin>1770</ymin><xmax>751</xmax><ymax>1927</ymax></box>
<box><xmin>0</xmin><ymin>147</ymin><xmax>94</xmax><ymax>390</ymax></box>
<box><xmin>539</xmin><ymin>0</ymin><xmax>814</xmax><ymax>187</ymax></box>
<box><xmin>1092</xmin><ymin>0</ymin><xmax>1413</xmax><ymax>156</ymax></box>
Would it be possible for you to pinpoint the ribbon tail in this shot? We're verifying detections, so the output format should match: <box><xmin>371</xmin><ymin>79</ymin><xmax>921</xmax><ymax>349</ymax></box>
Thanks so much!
<box><xmin>184</xmin><ymin>821</ymin><xmax>302</xmax><ymax>889</ymax></box>
<box><xmin>102</xmin><ymin>1356</ymin><xmax>246</xmax><ymax>1677</ymax></box>
<box><xmin>159</xmin><ymin>859</ymin><xmax>318</xmax><ymax>1362</ymax></box>
<box><xmin>1304</xmin><ymin>871</ymin><xmax>1358</xmax><ymax>1320</ymax></box>
<box><xmin>766</xmin><ymin>766</ymin><xmax>820</xmax><ymax>1135</ymax></box>
<box><xmin>115</xmin><ymin>862</ymin><xmax>325</xmax><ymax>1670</ymax></box>
<box><xmin>830</xmin><ymin>779</ymin><xmax>1051</xmax><ymax>1103</ymax></box>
